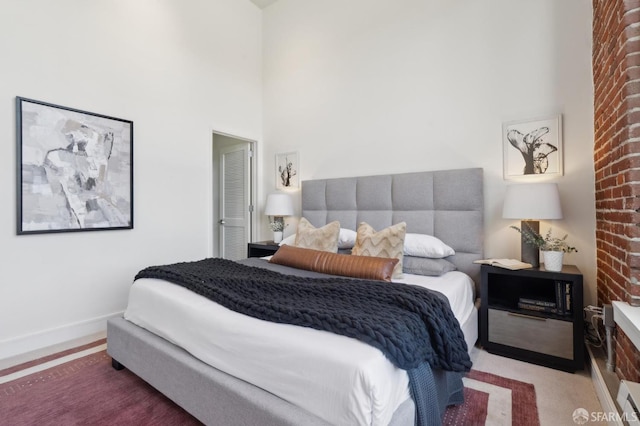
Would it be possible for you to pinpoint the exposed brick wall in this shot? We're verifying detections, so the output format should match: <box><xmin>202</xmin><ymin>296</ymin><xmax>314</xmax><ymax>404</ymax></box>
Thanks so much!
<box><xmin>593</xmin><ymin>0</ymin><xmax>640</xmax><ymax>382</ymax></box>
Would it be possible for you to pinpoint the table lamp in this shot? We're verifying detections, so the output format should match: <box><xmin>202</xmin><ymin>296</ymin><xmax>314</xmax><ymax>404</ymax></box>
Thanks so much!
<box><xmin>502</xmin><ymin>183</ymin><xmax>563</xmax><ymax>267</ymax></box>
<box><xmin>264</xmin><ymin>193</ymin><xmax>294</xmax><ymax>243</ymax></box>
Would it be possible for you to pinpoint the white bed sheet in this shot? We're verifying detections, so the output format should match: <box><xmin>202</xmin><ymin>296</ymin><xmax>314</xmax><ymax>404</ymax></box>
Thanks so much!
<box><xmin>124</xmin><ymin>268</ymin><xmax>475</xmax><ymax>426</ymax></box>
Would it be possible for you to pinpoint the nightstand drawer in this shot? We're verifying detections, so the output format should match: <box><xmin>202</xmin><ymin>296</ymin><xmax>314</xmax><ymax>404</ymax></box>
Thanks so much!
<box><xmin>488</xmin><ymin>309</ymin><xmax>573</xmax><ymax>359</ymax></box>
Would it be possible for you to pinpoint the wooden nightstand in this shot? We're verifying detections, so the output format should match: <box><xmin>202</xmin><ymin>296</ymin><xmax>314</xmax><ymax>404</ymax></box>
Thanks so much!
<box><xmin>247</xmin><ymin>241</ymin><xmax>280</xmax><ymax>258</ymax></box>
<box><xmin>479</xmin><ymin>264</ymin><xmax>584</xmax><ymax>372</ymax></box>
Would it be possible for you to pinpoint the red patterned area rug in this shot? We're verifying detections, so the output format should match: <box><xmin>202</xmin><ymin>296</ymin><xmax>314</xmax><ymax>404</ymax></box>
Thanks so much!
<box><xmin>0</xmin><ymin>340</ymin><xmax>539</xmax><ymax>426</ymax></box>
<box><xmin>443</xmin><ymin>370</ymin><xmax>540</xmax><ymax>426</ymax></box>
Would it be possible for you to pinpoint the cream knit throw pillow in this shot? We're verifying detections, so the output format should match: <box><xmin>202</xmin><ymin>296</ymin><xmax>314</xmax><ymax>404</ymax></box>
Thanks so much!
<box><xmin>294</xmin><ymin>217</ymin><xmax>340</xmax><ymax>252</ymax></box>
<box><xmin>352</xmin><ymin>222</ymin><xmax>406</xmax><ymax>279</ymax></box>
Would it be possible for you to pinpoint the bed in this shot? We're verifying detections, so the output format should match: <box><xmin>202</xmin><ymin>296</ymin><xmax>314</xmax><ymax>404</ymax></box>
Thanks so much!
<box><xmin>107</xmin><ymin>167</ymin><xmax>484</xmax><ymax>426</ymax></box>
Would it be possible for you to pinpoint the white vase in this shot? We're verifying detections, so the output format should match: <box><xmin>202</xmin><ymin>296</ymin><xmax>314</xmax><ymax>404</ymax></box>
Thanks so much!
<box><xmin>543</xmin><ymin>251</ymin><xmax>564</xmax><ymax>272</ymax></box>
<box><xmin>273</xmin><ymin>231</ymin><xmax>283</xmax><ymax>243</ymax></box>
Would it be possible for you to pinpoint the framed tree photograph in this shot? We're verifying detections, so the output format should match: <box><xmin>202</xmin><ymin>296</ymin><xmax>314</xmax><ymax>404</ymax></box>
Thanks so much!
<box><xmin>16</xmin><ymin>97</ymin><xmax>133</xmax><ymax>234</ymax></box>
<box><xmin>503</xmin><ymin>114</ymin><xmax>563</xmax><ymax>180</ymax></box>
<box><xmin>275</xmin><ymin>151</ymin><xmax>299</xmax><ymax>189</ymax></box>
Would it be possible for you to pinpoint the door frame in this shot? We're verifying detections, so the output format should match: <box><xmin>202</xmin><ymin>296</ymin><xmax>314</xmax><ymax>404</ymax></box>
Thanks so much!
<box><xmin>210</xmin><ymin>130</ymin><xmax>257</xmax><ymax>258</ymax></box>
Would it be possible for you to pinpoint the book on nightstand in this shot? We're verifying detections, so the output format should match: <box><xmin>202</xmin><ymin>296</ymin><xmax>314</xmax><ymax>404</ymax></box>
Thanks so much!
<box><xmin>518</xmin><ymin>297</ymin><xmax>557</xmax><ymax>313</ymax></box>
<box><xmin>519</xmin><ymin>297</ymin><xmax>557</xmax><ymax>308</ymax></box>
<box><xmin>517</xmin><ymin>302</ymin><xmax>558</xmax><ymax>313</ymax></box>
<box><xmin>555</xmin><ymin>281</ymin><xmax>572</xmax><ymax>315</ymax></box>
<box><xmin>473</xmin><ymin>258</ymin><xmax>533</xmax><ymax>270</ymax></box>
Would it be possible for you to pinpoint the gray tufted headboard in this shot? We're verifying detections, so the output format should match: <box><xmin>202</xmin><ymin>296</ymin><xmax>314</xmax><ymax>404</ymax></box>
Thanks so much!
<box><xmin>301</xmin><ymin>168</ymin><xmax>484</xmax><ymax>290</ymax></box>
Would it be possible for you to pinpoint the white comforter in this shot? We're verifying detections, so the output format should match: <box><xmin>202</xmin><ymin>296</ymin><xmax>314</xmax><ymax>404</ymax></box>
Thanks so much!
<box><xmin>124</xmin><ymin>266</ymin><xmax>475</xmax><ymax>426</ymax></box>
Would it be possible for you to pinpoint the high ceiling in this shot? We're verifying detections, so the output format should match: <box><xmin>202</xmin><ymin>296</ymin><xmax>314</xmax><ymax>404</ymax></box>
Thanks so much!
<box><xmin>250</xmin><ymin>0</ymin><xmax>278</xmax><ymax>9</ymax></box>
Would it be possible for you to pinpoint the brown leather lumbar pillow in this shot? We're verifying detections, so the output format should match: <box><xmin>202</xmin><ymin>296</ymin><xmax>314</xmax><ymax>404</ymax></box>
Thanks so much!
<box><xmin>269</xmin><ymin>244</ymin><xmax>399</xmax><ymax>282</ymax></box>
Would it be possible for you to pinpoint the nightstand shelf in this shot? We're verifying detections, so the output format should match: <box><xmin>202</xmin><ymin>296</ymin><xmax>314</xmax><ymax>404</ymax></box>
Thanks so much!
<box><xmin>480</xmin><ymin>264</ymin><xmax>584</xmax><ymax>372</ymax></box>
<box><xmin>247</xmin><ymin>241</ymin><xmax>280</xmax><ymax>258</ymax></box>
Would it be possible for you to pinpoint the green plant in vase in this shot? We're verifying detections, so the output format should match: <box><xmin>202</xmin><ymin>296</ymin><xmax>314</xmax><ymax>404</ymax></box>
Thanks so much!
<box><xmin>269</xmin><ymin>218</ymin><xmax>285</xmax><ymax>243</ymax></box>
<box><xmin>511</xmin><ymin>224</ymin><xmax>577</xmax><ymax>271</ymax></box>
<box><xmin>269</xmin><ymin>220</ymin><xmax>284</xmax><ymax>232</ymax></box>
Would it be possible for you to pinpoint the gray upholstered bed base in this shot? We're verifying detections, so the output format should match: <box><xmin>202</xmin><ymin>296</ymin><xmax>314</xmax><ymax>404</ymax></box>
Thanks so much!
<box><xmin>107</xmin><ymin>168</ymin><xmax>484</xmax><ymax>425</ymax></box>
<box><xmin>107</xmin><ymin>316</ymin><xmax>415</xmax><ymax>425</ymax></box>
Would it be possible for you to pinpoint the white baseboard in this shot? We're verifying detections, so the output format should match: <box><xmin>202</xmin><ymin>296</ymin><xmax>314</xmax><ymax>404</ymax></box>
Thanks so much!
<box><xmin>0</xmin><ymin>311</ymin><xmax>123</xmax><ymax>361</ymax></box>
<box><xmin>588</xmin><ymin>345</ymin><xmax>624</xmax><ymax>426</ymax></box>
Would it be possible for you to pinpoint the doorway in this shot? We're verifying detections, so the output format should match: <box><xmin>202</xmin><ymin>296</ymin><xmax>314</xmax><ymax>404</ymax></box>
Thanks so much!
<box><xmin>212</xmin><ymin>132</ymin><xmax>256</xmax><ymax>260</ymax></box>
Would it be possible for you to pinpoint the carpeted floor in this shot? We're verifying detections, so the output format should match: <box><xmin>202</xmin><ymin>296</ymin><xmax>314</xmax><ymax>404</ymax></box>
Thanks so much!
<box><xmin>0</xmin><ymin>339</ymin><xmax>540</xmax><ymax>426</ymax></box>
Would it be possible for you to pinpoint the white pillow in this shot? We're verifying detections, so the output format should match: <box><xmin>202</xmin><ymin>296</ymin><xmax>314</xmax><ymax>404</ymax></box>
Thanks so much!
<box><xmin>279</xmin><ymin>228</ymin><xmax>356</xmax><ymax>249</ymax></box>
<box><xmin>403</xmin><ymin>233</ymin><xmax>455</xmax><ymax>258</ymax></box>
<box><xmin>338</xmin><ymin>228</ymin><xmax>357</xmax><ymax>249</ymax></box>
<box><xmin>279</xmin><ymin>234</ymin><xmax>296</xmax><ymax>246</ymax></box>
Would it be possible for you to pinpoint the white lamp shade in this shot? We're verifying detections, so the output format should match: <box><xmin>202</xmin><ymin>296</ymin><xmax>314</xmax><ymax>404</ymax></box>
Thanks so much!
<box><xmin>265</xmin><ymin>193</ymin><xmax>294</xmax><ymax>216</ymax></box>
<box><xmin>502</xmin><ymin>183</ymin><xmax>563</xmax><ymax>220</ymax></box>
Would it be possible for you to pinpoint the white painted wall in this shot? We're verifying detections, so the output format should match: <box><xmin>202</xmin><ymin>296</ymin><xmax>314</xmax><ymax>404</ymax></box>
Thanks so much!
<box><xmin>0</xmin><ymin>0</ymin><xmax>262</xmax><ymax>359</ymax></box>
<box><xmin>261</xmin><ymin>1</ymin><xmax>597</xmax><ymax>302</ymax></box>
<box><xmin>1</xmin><ymin>0</ymin><xmax>596</xmax><ymax>359</ymax></box>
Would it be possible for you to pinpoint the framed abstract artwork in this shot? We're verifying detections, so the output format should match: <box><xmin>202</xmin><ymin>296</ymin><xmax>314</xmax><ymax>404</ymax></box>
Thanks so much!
<box><xmin>275</xmin><ymin>151</ymin><xmax>299</xmax><ymax>189</ymax></box>
<box><xmin>16</xmin><ymin>97</ymin><xmax>133</xmax><ymax>234</ymax></box>
<box><xmin>503</xmin><ymin>114</ymin><xmax>563</xmax><ymax>180</ymax></box>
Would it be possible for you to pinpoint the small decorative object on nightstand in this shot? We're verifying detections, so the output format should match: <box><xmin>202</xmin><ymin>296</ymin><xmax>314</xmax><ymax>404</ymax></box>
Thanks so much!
<box><xmin>510</xmin><ymin>227</ymin><xmax>578</xmax><ymax>272</ymax></box>
<box><xmin>480</xmin><ymin>264</ymin><xmax>584</xmax><ymax>372</ymax></box>
<box><xmin>247</xmin><ymin>241</ymin><xmax>280</xmax><ymax>258</ymax></box>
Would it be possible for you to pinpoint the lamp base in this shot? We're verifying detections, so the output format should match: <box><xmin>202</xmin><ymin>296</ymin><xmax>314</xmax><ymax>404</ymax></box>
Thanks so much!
<box><xmin>521</xmin><ymin>220</ymin><xmax>540</xmax><ymax>268</ymax></box>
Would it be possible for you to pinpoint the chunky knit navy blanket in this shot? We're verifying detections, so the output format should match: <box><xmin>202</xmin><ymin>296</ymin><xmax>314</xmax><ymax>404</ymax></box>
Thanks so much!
<box><xmin>135</xmin><ymin>258</ymin><xmax>472</xmax><ymax>425</ymax></box>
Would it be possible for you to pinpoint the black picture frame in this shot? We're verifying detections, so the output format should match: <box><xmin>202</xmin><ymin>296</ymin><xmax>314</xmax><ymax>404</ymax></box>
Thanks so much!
<box><xmin>16</xmin><ymin>97</ymin><xmax>133</xmax><ymax>234</ymax></box>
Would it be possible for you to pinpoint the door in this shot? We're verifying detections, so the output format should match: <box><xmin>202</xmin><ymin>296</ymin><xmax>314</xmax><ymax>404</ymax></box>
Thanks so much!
<box><xmin>219</xmin><ymin>143</ymin><xmax>251</xmax><ymax>260</ymax></box>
